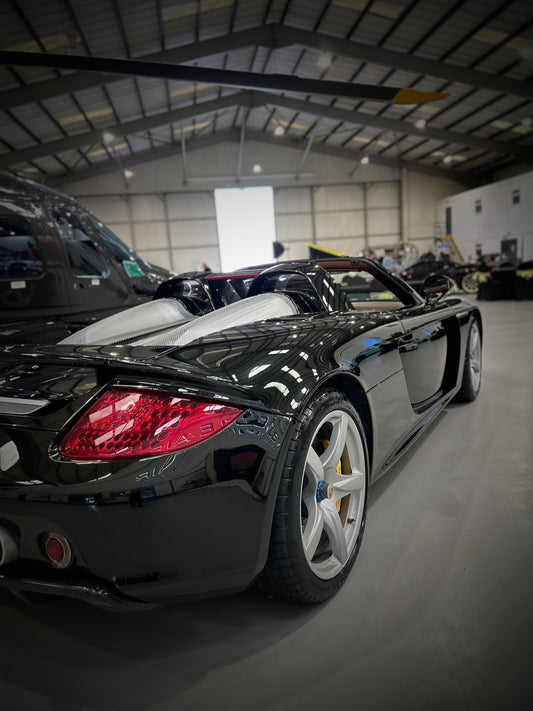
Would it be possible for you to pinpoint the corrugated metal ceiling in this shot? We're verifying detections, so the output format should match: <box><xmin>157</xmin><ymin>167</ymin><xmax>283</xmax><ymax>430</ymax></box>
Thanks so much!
<box><xmin>0</xmin><ymin>0</ymin><xmax>531</xmax><ymax>186</ymax></box>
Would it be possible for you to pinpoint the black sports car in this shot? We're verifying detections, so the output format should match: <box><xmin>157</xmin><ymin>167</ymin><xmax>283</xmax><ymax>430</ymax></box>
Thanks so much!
<box><xmin>399</xmin><ymin>258</ymin><xmax>480</xmax><ymax>295</ymax></box>
<box><xmin>0</xmin><ymin>258</ymin><xmax>482</xmax><ymax>609</ymax></box>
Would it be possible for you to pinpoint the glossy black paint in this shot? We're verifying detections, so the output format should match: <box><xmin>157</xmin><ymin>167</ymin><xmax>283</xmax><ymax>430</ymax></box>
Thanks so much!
<box><xmin>0</xmin><ymin>257</ymin><xmax>481</xmax><ymax>608</ymax></box>
<box><xmin>0</xmin><ymin>173</ymin><xmax>172</xmax><ymax>332</ymax></box>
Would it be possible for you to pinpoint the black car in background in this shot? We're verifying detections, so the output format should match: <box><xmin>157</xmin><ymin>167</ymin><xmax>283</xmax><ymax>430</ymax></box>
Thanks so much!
<box><xmin>0</xmin><ymin>173</ymin><xmax>173</xmax><ymax>342</ymax></box>
<box><xmin>399</xmin><ymin>258</ymin><xmax>480</xmax><ymax>295</ymax></box>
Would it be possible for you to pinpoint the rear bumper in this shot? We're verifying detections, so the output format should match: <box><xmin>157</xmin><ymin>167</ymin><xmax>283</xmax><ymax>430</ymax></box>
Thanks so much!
<box><xmin>0</xmin><ymin>480</ymin><xmax>276</xmax><ymax>606</ymax></box>
<box><xmin>0</xmin><ymin>409</ymin><xmax>292</xmax><ymax>608</ymax></box>
<box><xmin>0</xmin><ymin>567</ymin><xmax>154</xmax><ymax>610</ymax></box>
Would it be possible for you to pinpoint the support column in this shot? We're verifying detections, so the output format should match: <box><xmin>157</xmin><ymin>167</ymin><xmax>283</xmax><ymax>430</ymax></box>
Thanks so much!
<box><xmin>122</xmin><ymin>194</ymin><xmax>135</xmax><ymax>251</ymax></box>
<box><xmin>161</xmin><ymin>193</ymin><xmax>176</xmax><ymax>272</ymax></box>
<box><xmin>236</xmin><ymin>109</ymin><xmax>246</xmax><ymax>183</ymax></box>
<box><xmin>310</xmin><ymin>186</ymin><xmax>317</xmax><ymax>244</ymax></box>
<box><xmin>400</xmin><ymin>168</ymin><xmax>408</xmax><ymax>243</ymax></box>
<box><xmin>180</xmin><ymin>126</ymin><xmax>188</xmax><ymax>186</ymax></box>
<box><xmin>362</xmin><ymin>183</ymin><xmax>369</xmax><ymax>251</ymax></box>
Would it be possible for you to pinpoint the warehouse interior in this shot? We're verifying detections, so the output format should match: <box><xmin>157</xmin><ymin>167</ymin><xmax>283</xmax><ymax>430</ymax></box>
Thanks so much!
<box><xmin>0</xmin><ymin>1</ymin><xmax>532</xmax><ymax>709</ymax></box>
<box><xmin>1</xmin><ymin>0</ymin><xmax>533</xmax><ymax>272</ymax></box>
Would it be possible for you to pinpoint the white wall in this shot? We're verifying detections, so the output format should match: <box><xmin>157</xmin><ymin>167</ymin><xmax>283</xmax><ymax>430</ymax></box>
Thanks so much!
<box><xmin>438</xmin><ymin>170</ymin><xmax>533</xmax><ymax>262</ymax></box>
<box><xmin>65</xmin><ymin>139</ymin><xmax>398</xmax><ymax>194</ymax></box>
<box><xmin>78</xmin><ymin>191</ymin><xmax>220</xmax><ymax>273</ymax></box>
<box><xmin>405</xmin><ymin>170</ymin><xmax>464</xmax><ymax>256</ymax></box>
<box><xmin>62</xmin><ymin>139</ymin><xmax>466</xmax><ymax>271</ymax></box>
<box><xmin>274</xmin><ymin>181</ymin><xmax>401</xmax><ymax>261</ymax></box>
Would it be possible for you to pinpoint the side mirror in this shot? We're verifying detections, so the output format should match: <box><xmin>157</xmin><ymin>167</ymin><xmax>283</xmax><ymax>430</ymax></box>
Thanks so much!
<box><xmin>422</xmin><ymin>274</ymin><xmax>453</xmax><ymax>301</ymax></box>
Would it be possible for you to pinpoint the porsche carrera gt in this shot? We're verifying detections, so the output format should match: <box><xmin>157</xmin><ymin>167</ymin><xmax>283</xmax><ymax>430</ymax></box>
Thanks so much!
<box><xmin>0</xmin><ymin>257</ymin><xmax>482</xmax><ymax>608</ymax></box>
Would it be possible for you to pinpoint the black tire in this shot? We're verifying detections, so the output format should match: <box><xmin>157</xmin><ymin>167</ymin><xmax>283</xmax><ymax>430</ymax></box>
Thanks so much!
<box><xmin>455</xmin><ymin>319</ymin><xmax>482</xmax><ymax>402</ymax></box>
<box><xmin>259</xmin><ymin>389</ymin><xmax>368</xmax><ymax>603</ymax></box>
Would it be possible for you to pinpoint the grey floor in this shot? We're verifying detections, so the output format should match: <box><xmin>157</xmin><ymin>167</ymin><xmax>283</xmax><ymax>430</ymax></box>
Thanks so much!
<box><xmin>1</xmin><ymin>300</ymin><xmax>532</xmax><ymax>711</ymax></box>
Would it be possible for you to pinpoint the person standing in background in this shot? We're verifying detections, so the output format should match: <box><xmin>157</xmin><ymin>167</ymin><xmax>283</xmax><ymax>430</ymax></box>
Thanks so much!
<box><xmin>381</xmin><ymin>249</ymin><xmax>394</xmax><ymax>271</ymax></box>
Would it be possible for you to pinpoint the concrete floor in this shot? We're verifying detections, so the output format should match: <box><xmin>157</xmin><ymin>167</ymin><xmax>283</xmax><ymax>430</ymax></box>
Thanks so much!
<box><xmin>1</xmin><ymin>300</ymin><xmax>532</xmax><ymax>711</ymax></box>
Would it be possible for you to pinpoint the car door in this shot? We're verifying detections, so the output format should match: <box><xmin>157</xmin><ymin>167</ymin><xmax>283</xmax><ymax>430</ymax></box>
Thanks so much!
<box><xmin>396</xmin><ymin>300</ymin><xmax>455</xmax><ymax>410</ymax></box>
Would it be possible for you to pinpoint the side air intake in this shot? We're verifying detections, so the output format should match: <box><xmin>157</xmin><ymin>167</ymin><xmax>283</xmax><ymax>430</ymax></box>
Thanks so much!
<box><xmin>59</xmin><ymin>298</ymin><xmax>194</xmax><ymax>346</ymax></box>
<box><xmin>133</xmin><ymin>293</ymin><xmax>299</xmax><ymax>347</ymax></box>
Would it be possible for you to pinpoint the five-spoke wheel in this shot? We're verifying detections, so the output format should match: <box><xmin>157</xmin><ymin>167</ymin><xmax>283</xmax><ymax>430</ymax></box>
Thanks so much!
<box><xmin>261</xmin><ymin>389</ymin><xmax>368</xmax><ymax>603</ymax></box>
<box><xmin>301</xmin><ymin>408</ymin><xmax>366</xmax><ymax>580</ymax></box>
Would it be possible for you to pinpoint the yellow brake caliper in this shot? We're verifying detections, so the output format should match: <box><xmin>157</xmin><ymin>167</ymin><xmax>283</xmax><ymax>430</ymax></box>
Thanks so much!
<box><xmin>320</xmin><ymin>440</ymin><xmax>343</xmax><ymax>512</ymax></box>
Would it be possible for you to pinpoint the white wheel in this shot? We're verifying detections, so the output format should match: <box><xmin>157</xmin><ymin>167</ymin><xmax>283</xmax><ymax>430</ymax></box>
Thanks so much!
<box><xmin>461</xmin><ymin>273</ymin><xmax>479</xmax><ymax>294</ymax></box>
<box><xmin>260</xmin><ymin>389</ymin><xmax>368</xmax><ymax>603</ymax></box>
<box><xmin>301</xmin><ymin>408</ymin><xmax>366</xmax><ymax>580</ymax></box>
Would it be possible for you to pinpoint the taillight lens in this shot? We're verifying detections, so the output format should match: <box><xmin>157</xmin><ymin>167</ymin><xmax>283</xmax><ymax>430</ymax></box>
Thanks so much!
<box><xmin>60</xmin><ymin>388</ymin><xmax>243</xmax><ymax>461</ymax></box>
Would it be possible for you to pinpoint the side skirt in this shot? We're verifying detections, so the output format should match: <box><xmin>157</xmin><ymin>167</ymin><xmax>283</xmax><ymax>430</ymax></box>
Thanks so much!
<box><xmin>374</xmin><ymin>389</ymin><xmax>457</xmax><ymax>482</ymax></box>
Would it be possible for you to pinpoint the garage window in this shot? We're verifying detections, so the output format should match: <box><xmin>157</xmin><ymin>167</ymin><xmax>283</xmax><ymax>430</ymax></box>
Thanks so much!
<box><xmin>0</xmin><ymin>215</ymin><xmax>44</xmax><ymax>279</ymax></box>
<box><xmin>512</xmin><ymin>189</ymin><xmax>520</xmax><ymax>205</ymax></box>
<box><xmin>53</xmin><ymin>208</ymin><xmax>109</xmax><ymax>277</ymax></box>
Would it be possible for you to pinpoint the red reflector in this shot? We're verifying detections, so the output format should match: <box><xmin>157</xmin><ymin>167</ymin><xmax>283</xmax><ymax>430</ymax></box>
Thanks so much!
<box><xmin>60</xmin><ymin>388</ymin><xmax>243</xmax><ymax>461</ymax></box>
<box><xmin>43</xmin><ymin>533</ymin><xmax>72</xmax><ymax>569</ymax></box>
<box><xmin>46</xmin><ymin>538</ymin><xmax>64</xmax><ymax>562</ymax></box>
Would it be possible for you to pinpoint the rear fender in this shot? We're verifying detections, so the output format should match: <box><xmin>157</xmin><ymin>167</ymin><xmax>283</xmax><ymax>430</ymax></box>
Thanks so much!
<box><xmin>289</xmin><ymin>371</ymin><xmax>374</xmax><ymax>475</ymax></box>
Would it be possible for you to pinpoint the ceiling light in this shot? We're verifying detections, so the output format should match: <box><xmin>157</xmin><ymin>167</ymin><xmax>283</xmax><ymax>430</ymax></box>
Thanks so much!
<box><xmin>360</xmin><ymin>156</ymin><xmax>370</xmax><ymax>165</ymax></box>
<box><xmin>102</xmin><ymin>131</ymin><xmax>115</xmax><ymax>144</ymax></box>
<box><xmin>274</xmin><ymin>125</ymin><xmax>285</xmax><ymax>136</ymax></box>
<box><xmin>123</xmin><ymin>169</ymin><xmax>134</xmax><ymax>179</ymax></box>
<box><xmin>252</xmin><ymin>164</ymin><xmax>262</xmax><ymax>174</ymax></box>
<box><xmin>521</xmin><ymin>117</ymin><xmax>532</xmax><ymax>127</ymax></box>
<box><xmin>415</xmin><ymin>118</ymin><xmax>426</xmax><ymax>129</ymax></box>
<box><xmin>443</xmin><ymin>155</ymin><xmax>453</xmax><ymax>164</ymax></box>
<box><xmin>317</xmin><ymin>54</ymin><xmax>332</xmax><ymax>69</ymax></box>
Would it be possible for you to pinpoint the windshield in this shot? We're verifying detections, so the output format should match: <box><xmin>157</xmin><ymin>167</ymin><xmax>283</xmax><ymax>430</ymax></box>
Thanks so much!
<box><xmin>88</xmin><ymin>213</ymin><xmax>148</xmax><ymax>277</ymax></box>
<box><xmin>328</xmin><ymin>269</ymin><xmax>401</xmax><ymax>309</ymax></box>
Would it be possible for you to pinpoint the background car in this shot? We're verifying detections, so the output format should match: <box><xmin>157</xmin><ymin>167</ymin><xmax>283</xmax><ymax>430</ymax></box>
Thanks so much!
<box><xmin>399</xmin><ymin>257</ymin><xmax>480</xmax><ymax>294</ymax></box>
<box><xmin>0</xmin><ymin>257</ymin><xmax>482</xmax><ymax>609</ymax></box>
<box><xmin>0</xmin><ymin>173</ymin><xmax>174</xmax><ymax>338</ymax></box>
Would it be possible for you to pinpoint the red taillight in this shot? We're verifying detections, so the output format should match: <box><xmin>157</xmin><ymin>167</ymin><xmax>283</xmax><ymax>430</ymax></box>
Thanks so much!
<box><xmin>60</xmin><ymin>388</ymin><xmax>243</xmax><ymax>461</ymax></box>
<box><xmin>43</xmin><ymin>532</ymin><xmax>72</xmax><ymax>569</ymax></box>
